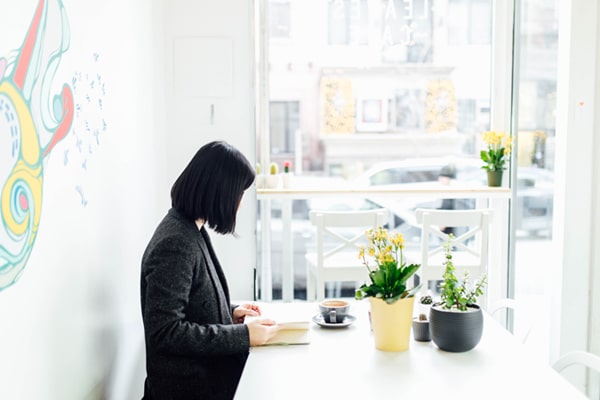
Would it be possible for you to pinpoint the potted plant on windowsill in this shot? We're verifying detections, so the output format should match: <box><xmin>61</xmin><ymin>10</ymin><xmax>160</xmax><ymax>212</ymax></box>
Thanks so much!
<box><xmin>282</xmin><ymin>160</ymin><xmax>293</xmax><ymax>188</ymax></box>
<box><xmin>480</xmin><ymin>130</ymin><xmax>513</xmax><ymax>187</ymax></box>
<box><xmin>255</xmin><ymin>162</ymin><xmax>265</xmax><ymax>188</ymax></box>
<box><xmin>429</xmin><ymin>235</ymin><xmax>488</xmax><ymax>352</ymax></box>
<box><xmin>355</xmin><ymin>226</ymin><xmax>421</xmax><ymax>352</ymax></box>
<box><xmin>265</xmin><ymin>161</ymin><xmax>280</xmax><ymax>188</ymax></box>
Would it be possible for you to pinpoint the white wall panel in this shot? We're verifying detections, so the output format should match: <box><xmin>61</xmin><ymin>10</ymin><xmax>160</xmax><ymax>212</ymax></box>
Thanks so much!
<box><xmin>164</xmin><ymin>0</ymin><xmax>256</xmax><ymax>300</ymax></box>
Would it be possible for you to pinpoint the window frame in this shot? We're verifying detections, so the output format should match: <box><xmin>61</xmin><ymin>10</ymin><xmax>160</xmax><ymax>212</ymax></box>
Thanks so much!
<box><xmin>255</xmin><ymin>0</ymin><xmax>517</xmax><ymax>304</ymax></box>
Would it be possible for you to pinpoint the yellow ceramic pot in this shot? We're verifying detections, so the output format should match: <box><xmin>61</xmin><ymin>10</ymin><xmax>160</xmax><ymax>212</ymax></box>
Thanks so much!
<box><xmin>369</xmin><ymin>296</ymin><xmax>415</xmax><ymax>352</ymax></box>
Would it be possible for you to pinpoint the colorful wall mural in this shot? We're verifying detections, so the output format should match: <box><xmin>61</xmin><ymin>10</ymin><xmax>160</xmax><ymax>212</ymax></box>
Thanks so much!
<box><xmin>0</xmin><ymin>0</ymin><xmax>74</xmax><ymax>291</ymax></box>
<box><xmin>69</xmin><ymin>54</ymin><xmax>108</xmax><ymax>208</ymax></box>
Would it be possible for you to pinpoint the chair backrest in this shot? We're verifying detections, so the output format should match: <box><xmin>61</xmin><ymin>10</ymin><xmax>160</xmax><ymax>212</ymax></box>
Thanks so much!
<box><xmin>415</xmin><ymin>208</ymin><xmax>493</xmax><ymax>302</ymax></box>
<box><xmin>309</xmin><ymin>209</ymin><xmax>388</xmax><ymax>266</ymax></box>
<box><xmin>488</xmin><ymin>298</ymin><xmax>532</xmax><ymax>343</ymax></box>
<box><xmin>552</xmin><ymin>350</ymin><xmax>600</xmax><ymax>374</ymax></box>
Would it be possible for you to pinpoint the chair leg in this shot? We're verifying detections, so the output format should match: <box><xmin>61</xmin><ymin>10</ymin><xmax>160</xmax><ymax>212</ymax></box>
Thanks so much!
<box><xmin>316</xmin><ymin>278</ymin><xmax>325</xmax><ymax>301</ymax></box>
<box><xmin>306</xmin><ymin>268</ymin><xmax>315</xmax><ymax>301</ymax></box>
<box><xmin>420</xmin><ymin>278</ymin><xmax>429</xmax><ymax>298</ymax></box>
<box><xmin>324</xmin><ymin>281</ymin><xmax>333</xmax><ymax>298</ymax></box>
<box><xmin>324</xmin><ymin>281</ymin><xmax>342</xmax><ymax>298</ymax></box>
<box><xmin>333</xmin><ymin>282</ymin><xmax>341</xmax><ymax>298</ymax></box>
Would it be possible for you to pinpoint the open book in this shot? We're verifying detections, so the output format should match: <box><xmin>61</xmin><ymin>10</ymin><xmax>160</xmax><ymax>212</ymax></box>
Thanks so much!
<box><xmin>245</xmin><ymin>318</ymin><xmax>311</xmax><ymax>346</ymax></box>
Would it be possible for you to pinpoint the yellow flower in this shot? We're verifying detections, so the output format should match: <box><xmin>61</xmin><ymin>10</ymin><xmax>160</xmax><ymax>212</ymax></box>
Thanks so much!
<box><xmin>482</xmin><ymin>131</ymin><xmax>510</xmax><ymax>147</ymax></box>
<box><xmin>534</xmin><ymin>130</ymin><xmax>547</xmax><ymax>140</ymax></box>
<box><xmin>481</xmin><ymin>130</ymin><xmax>513</xmax><ymax>171</ymax></box>
<box><xmin>355</xmin><ymin>225</ymin><xmax>421</xmax><ymax>303</ymax></box>
<box><xmin>482</xmin><ymin>130</ymin><xmax>498</xmax><ymax>145</ymax></box>
<box><xmin>360</xmin><ymin>227</ymin><xmax>407</xmax><ymax>270</ymax></box>
<box><xmin>358</xmin><ymin>247</ymin><xmax>365</xmax><ymax>259</ymax></box>
<box><xmin>391</xmin><ymin>233</ymin><xmax>404</xmax><ymax>248</ymax></box>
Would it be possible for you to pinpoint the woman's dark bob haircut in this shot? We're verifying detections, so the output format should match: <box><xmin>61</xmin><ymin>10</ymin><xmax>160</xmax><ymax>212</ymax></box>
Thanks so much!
<box><xmin>171</xmin><ymin>141</ymin><xmax>255</xmax><ymax>234</ymax></box>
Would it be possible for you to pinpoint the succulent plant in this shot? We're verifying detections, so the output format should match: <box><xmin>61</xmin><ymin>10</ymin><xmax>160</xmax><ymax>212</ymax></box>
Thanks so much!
<box><xmin>269</xmin><ymin>162</ymin><xmax>278</xmax><ymax>175</ymax></box>
<box><xmin>439</xmin><ymin>235</ymin><xmax>487</xmax><ymax>311</ymax></box>
<box><xmin>419</xmin><ymin>295</ymin><xmax>433</xmax><ymax>305</ymax></box>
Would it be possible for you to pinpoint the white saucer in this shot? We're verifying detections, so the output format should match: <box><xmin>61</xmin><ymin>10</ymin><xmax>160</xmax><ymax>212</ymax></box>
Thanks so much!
<box><xmin>312</xmin><ymin>313</ymin><xmax>356</xmax><ymax>328</ymax></box>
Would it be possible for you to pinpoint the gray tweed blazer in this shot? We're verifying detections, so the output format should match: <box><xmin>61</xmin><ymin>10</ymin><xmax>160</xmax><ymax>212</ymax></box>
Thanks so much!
<box><xmin>140</xmin><ymin>208</ymin><xmax>250</xmax><ymax>400</ymax></box>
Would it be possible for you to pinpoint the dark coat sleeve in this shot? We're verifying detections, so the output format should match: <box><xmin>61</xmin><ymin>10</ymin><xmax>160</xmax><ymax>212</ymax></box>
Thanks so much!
<box><xmin>142</xmin><ymin>234</ymin><xmax>249</xmax><ymax>358</ymax></box>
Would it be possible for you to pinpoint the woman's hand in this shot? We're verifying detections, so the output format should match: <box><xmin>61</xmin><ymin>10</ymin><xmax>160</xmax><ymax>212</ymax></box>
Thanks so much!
<box><xmin>246</xmin><ymin>318</ymin><xmax>280</xmax><ymax>346</ymax></box>
<box><xmin>233</xmin><ymin>303</ymin><xmax>261</xmax><ymax>324</ymax></box>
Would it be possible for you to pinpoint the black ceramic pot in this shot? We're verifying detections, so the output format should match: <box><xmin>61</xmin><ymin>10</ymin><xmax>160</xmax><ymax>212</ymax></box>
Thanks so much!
<box><xmin>429</xmin><ymin>303</ymin><xmax>483</xmax><ymax>352</ymax></box>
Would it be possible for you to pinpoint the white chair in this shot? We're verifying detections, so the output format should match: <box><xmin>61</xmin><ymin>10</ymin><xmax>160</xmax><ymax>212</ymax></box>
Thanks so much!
<box><xmin>305</xmin><ymin>209</ymin><xmax>387</xmax><ymax>301</ymax></box>
<box><xmin>488</xmin><ymin>298</ymin><xmax>532</xmax><ymax>344</ymax></box>
<box><xmin>414</xmin><ymin>208</ymin><xmax>492</xmax><ymax>306</ymax></box>
<box><xmin>553</xmin><ymin>350</ymin><xmax>600</xmax><ymax>373</ymax></box>
<box><xmin>553</xmin><ymin>350</ymin><xmax>600</xmax><ymax>397</ymax></box>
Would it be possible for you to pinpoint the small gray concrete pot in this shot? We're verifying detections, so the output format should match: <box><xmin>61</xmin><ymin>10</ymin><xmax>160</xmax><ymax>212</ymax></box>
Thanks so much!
<box><xmin>412</xmin><ymin>316</ymin><xmax>431</xmax><ymax>342</ymax></box>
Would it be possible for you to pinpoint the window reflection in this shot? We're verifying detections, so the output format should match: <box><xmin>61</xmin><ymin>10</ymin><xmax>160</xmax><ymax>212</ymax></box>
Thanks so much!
<box><xmin>258</xmin><ymin>0</ymin><xmax>559</xmax><ymax>320</ymax></box>
<box><xmin>269</xmin><ymin>101</ymin><xmax>299</xmax><ymax>154</ymax></box>
<box><xmin>328</xmin><ymin>0</ymin><xmax>369</xmax><ymax>45</ymax></box>
<box><xmin>265</xmin><ymin>0</ymin><xmax>494</xmax><ymax>176</ymax></box>
<box><xmin>269</xmin><ymin>1</ymin><xmax>291</xmax><ymax>39</ymax></box>
<box><xmin>447</xmin><ymin>0</ymin><xmax>492</xmax><ymax>45</ymax></box>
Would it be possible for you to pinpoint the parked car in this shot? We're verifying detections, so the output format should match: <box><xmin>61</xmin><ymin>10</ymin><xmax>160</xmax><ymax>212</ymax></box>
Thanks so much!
<box><xmin>456</xmin><ymin>165</ymin><xmax>554</xmax><ymax>236</ymax></box>
<box><xmin>259</xmin><ymin>160</ymin><xmax>554</xmax><ymax>299</ymax></box>
<box><xmin>354</xmin><ymin>158</ymin><xmax>554</xmax><ymax>237</ymax></box>
<box><xmin>512</xmin><ymin>167</ymin><xmax>554</xmax><ymax>236</ymax></box>
<box><xmin>352</xmin><ymin>156</ymin><xmax>483</xmax><ymax>187</ymax></box>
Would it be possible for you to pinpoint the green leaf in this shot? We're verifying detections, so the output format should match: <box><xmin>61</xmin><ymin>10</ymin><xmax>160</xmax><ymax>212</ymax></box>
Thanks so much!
<box><xmin>371</xmin><ymin>270</ymin><xmax>386</xmax><ymax>286</ymax></box>
<box><xmin>384</xmin><ymin>293</ymin><xmax>403</xmax><ymax>304</ymax></box>
<box><xmin>406</xmin><ymin>284</ymin><xmax>422</xmax><ymax>298</ymax></box>
<box><xmin>480</xmin><ymin>150</ymin><xmax>490</xmax><ymax>162</ymax></box>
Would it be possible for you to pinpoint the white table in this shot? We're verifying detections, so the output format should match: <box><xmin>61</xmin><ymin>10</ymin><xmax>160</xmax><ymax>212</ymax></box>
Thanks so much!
<box><xmin>235</xmin><ymin>301</ymin><xmax>585</xmax><ymax>399</ymax></box>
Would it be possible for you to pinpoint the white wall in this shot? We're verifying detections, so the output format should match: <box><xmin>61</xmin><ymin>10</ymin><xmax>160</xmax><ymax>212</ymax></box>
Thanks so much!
<box><xmin>0</xmin><ymin>0</ymin><xmax>160</xmax><ymax>398</ymax></box>
<box><xmin>553</xmin><ymin>0</ymin><xmax>600</xmax><ymax>395</ymax></box>
<box><xmin>592</xmin><ymin>5</ymin><xmax>600</xmax><ymax>398</ymax></box>
<box><xmin>162</xmin><ymin>0</ymin><xmax>257</xmax><ymax>301</ymax></box>
<box><xmin>1</xmin><ymin>1</ymin><xmax>257</xmax><ymax>398</ymax></box>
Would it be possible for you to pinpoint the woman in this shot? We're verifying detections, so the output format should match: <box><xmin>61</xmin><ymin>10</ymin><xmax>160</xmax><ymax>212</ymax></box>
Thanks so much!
<box><xmin>140</xmin><ymin>141</ymin><xmax>279</xmax><ymax>399</ymax></box>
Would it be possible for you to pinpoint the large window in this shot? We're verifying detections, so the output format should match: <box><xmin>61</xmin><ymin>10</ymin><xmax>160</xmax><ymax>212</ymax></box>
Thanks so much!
<box><xmin>257</xmin><ymin>1</ymin><xmax>558</xmax><ymax>364</ymax></box>
<box><xmin>447</xmin><ymin>0</ymin><xmax>493</xmax><ymax>45</ymax></box>
<box><xmin>269</xmin><ymin>0</ymin><xmax>291</xmax><ymax>39</ymax></box>
<box><xmin>328</xmin><ymin>0</ymin><xmax>369</xmax><ymax>45</ymax></box>
<box><xmin>263</xmin><ymin>0</ymin><xmax>493</xmax><ymax>177</ymax></box>
<box><xmin>511</xmin><ymin>0</ymin><xmax>558</xmax><ymax>363</ymax></box>
<box><xmin>269</xmin><ymin>101</ymin><xmax>299</xmax><ymax>155</ymax></box>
